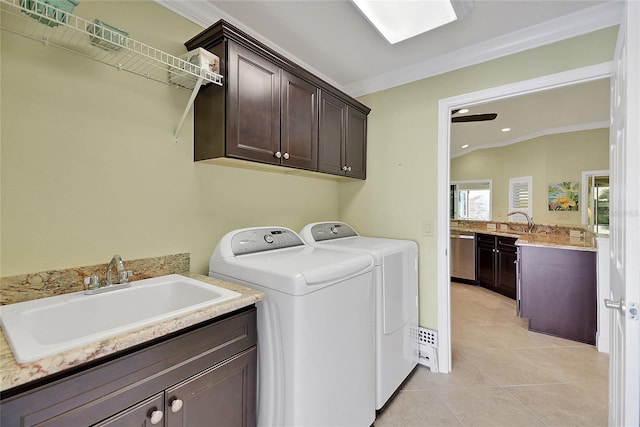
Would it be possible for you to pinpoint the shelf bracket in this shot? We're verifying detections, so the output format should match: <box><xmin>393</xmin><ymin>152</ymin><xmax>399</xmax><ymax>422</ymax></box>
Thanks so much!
<box><xmin>174</xmin><ymin>76</ymin><xmax>205</xmax><ymax>144</ymax></box>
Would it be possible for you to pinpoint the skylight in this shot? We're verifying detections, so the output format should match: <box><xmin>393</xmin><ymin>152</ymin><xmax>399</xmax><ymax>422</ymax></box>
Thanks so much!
<box><xmin>352</xmin><ymin>0</ymin><xmax>462</xmax><ymax>44</ymax></box>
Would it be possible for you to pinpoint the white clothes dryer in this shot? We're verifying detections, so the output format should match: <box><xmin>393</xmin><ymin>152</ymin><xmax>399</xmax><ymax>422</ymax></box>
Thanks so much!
<box><xmin>209</xmin><ymin>226</ymin><xmax>376</xmax><ymax>427</ymax></box>
<box><xmin>300</xmin><ymin>221</ymin><xmax>419</xmax><ymax>410</ymax></box>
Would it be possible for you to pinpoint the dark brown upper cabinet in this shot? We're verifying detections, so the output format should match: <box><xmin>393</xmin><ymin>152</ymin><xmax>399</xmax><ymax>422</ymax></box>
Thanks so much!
<box><xmin>318</xmin><ymin>92</ymin><xmax>367</xmax><ymax>179</ymax></box>
<box><xmin>185</xmin><ymin>19</ymin><xmax>369</xmax><ymax>179</ymax></box>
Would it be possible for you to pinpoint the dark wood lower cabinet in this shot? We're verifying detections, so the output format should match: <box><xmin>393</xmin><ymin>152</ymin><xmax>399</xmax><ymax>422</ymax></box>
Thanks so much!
<box><xmin>0</xmin><ymin>307</ymin><xmax>257</xmax><ymax>427</ymax></box>
<box><xmin>476</xmin><ymin>233</ymin><xmax>517</xmax><ymax>299</ymax></box>
<box><xmin>519</xmin><ymin>246</ymin><xmax>597</xmax><ymax>344</ymax></box>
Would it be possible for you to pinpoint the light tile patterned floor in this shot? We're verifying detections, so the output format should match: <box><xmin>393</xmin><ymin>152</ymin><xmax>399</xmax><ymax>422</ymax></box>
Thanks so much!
<box><xmin>375</xmin><ymin>282</ymin><xmax>609</xmax><ymax>427</ymax></box>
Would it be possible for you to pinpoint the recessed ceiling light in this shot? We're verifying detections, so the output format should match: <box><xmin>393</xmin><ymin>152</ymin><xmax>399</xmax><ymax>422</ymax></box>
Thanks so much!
<box><xmin>458</xmin><ymin>108</ymin><xmax>469</xmax><ymax>114</ymax></box>
<box><xmin>352</xmin><ymin>0</ymin><xmax>461</xmax><ymax>44</ymax></box>
<box><xmin>461</xmin><ymin>144</ymin><xmax>469</xmax><ymax>149</ymax></box>
<box><xmin>501</xmin><ymin>128</ymin><xmax>511</xmax><ymax>132</ymax></box>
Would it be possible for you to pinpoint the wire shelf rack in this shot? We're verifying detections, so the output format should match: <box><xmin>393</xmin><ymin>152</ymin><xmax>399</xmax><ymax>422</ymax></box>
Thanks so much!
<box><xmin>0</xmin><ymin>0</ymin><xmax>223</xmax><ymax>90</ymax></box>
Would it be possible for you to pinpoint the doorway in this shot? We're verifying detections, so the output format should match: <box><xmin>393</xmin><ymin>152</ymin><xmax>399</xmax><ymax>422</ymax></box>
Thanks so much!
<box><xmin>436</xmin><ymin>62</ymin><xmax>613</xmax><ymax>373</ymax></box>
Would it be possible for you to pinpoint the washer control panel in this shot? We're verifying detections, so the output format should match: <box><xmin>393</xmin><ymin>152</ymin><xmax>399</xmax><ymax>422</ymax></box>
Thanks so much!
<box><xmin>231</xmin><ymin>227</ymin><xmax>304</xmax><ymax>255</ymax></box>
<box><xmin>310</xmin><ymin>222</ymin><xmax>358</xmax><ymax>241</ymax></box>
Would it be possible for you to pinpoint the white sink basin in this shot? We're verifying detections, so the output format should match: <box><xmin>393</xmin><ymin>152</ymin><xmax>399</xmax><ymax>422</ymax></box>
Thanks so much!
<box><xmin>0</xmin><ymin>274</ymin><xmax>241</xmax><ymax>363</ymax></box>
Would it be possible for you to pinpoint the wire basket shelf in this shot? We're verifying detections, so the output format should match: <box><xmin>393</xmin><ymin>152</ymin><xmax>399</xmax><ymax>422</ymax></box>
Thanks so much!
<box><xmin>0</xmin><ymin>0</ymin><xmax>223</xmax><ymax>91</ymax></box>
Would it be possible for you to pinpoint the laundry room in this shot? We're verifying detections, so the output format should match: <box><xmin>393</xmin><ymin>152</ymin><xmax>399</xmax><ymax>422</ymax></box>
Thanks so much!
<box><xmin>1</xmin><ymin>0</ymin><xmax>635</xmax><ymax>425</ymax></box>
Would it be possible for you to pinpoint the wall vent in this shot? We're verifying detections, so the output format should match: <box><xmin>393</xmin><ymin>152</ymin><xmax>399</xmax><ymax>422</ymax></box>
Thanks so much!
<box><xmin>416</xmin><ymin>327</ymin><xmax>438</xmax><ymax>373</ymax></box>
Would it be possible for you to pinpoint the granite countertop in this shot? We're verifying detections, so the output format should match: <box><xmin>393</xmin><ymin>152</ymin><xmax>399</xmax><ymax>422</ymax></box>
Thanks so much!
<box><xmin>0</xmin><ymin>273</ymin><xmax>264</xmax><ymax>393</ymax></box>
<box><xmin>451</xmin><ymin>225</ymin><xmax>597</xmax><ymax>252</ymax></box>
<box><xmin>513</xmin><ymin>233</ymin><xmax>597</xmax><ymax>251</ymax></box>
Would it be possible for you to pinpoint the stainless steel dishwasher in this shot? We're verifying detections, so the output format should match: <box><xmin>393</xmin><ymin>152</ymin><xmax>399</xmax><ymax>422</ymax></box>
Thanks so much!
<box><xmin>450</xmin><ymin>231</ymin><xmax>476</xmax><ymax>282</ymax></box>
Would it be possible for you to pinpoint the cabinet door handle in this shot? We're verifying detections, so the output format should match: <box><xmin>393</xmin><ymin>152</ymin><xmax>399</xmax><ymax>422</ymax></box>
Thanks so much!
<box><xmin>149</xmin><ymin>409</ymin><xmax>164</xmax><ymax>425</ymax></box>
<box><xmin>274</xmin><ymin>151</ymin><xmax>282</xmax><ymax>159</ymax></box>
<box><xmin>283</xmin><ymin>152</ymin><xmax>290</xmax><ymax>160</ymax></box>
<box><xmin>170</xmin><ymin>398</ymin><xmax>184</xmax><ymax>413</ymax></box>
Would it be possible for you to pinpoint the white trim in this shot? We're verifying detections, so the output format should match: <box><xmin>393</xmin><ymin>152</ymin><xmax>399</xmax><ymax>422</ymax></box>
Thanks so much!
<box><xmin>451</xmin><ymin>121</ymin><xmax>610</xmax><ymax>159</ymax></box>
<box><xmin>155</xmin><ymin>0</ymin><xmax>621</xmax><ymax>98</ymax></box>
<box><xmin>345</xmin><ymin>2</ymin><xmax>622</xmax><ymax>97</ymax></box>
<box><xmin>581</xmin><ymin>169</ymin><xmax>610</xmax><ymax>226</ymax></box>
<box><xmin>437</xmin><ymin>63</ymin><xmax>613</xmax><ymax>374</ymax></box>
<box><xmin>154</xmin><ymin>0</ymin><xmax>342</xmax><ymax>89</ymax></box>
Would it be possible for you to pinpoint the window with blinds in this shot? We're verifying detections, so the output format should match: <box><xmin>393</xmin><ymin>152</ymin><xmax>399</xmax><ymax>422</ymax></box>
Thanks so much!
<box><xmin>508</xmin><ymin>176</ymin><xmax>532</xmax><ymax>221</ymax></box>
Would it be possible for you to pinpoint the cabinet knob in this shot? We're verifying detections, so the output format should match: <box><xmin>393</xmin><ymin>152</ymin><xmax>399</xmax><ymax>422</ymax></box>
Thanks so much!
<box><xmin>170</xmin><ymin>398</ymin><xmax>184</xmax><ymax>413</ymax></box>
<box><xmin>149</xmin><ymin>409</ymin><xmax>164</xmax><ymax>425</ymax></box>
<box><xmin>342</xmin><ymin>165</ymin><xmax>348</xmax><ymax>171</ymax></box>
<box><xmin>347</xmin><ymin>166</ymin><xmax>352</xmax><ymax>172</ymax></box>
<box><xmin>283</xmin><ymin>152</ymin><xmax>290</xmax><ymax>160</ymax></box>
<box><xmin>274</xmin><ymin>151</ymin><xmax>282</xmax><ymax>159</ymax></box>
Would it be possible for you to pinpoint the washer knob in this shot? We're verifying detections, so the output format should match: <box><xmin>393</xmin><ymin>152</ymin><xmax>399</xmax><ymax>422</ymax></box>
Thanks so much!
<box><xmin>330</xmin><ymin>226</ymin><xmax>339</xmax><ymax>234</ymax></box>
<box><xmin>264</xmin><ymin>234</ymin><xmax>274</xmax><ymax>244</ymax></box>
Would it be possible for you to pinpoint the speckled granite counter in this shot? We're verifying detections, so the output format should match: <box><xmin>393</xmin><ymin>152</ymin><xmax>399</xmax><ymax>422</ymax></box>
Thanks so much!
<box><xmin>0</xmin><ymin>273</ymin><xmax>263</xmax><ymax>392</ymax></box>
<box><xmin>451</xmin><ymin>220</ymin><xmax>597</xmax><ymax>252</ymax></box>
<box><xmin>513</xmin><ymin>233</ymin><xmax>596</xmax><ymax>251</ymax></box>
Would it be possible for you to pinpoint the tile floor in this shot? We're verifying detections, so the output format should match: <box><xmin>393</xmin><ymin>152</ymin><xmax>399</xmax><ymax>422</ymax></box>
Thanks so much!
<box><xmin>375</xmin><ymin>282</ymin><xmax>609</xmax><ymax>426</ymax></box>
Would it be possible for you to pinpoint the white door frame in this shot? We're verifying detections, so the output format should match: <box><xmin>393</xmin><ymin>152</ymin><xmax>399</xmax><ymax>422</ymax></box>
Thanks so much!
<box><xmin>436</xmin><ymin>61</ymin><xmax>613</xmax><ymax>373</ymax></box>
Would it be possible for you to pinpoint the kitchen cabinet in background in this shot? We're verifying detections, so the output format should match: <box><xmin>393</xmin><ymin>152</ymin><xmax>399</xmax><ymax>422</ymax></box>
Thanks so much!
<box><xmin>476</xmin><ymin>233</ymin><xmax>517</xmax><ymax>299</ymax></box>
<box><xmin>0</xmin><ymin>307</ymin><xmax>257</xmax><ymax>426</ymax></box>
<box><xmin>185</xmin><ymin>19</ymin><xmax>369</xmax><ymax>179</ymax></box>
<box><xmin>519</xmin><ymin>245</ymin><xmax>597</xmax><ymax>344</ymax></box>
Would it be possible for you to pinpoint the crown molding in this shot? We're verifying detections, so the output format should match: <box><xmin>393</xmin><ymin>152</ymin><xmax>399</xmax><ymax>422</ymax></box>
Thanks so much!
<box><xmin>345</xmin><ymin>1</ymin><xmax>623</xmax><ymax>97</ymax></box>
<box><xmin>451</xmin><ymin>120</ymin><xmax>610</xmax><ymax>159</ymax></box>
<box><xmin>156</xmin><ymin>1</ymin><xmax>622</xmax><ymax>98</ymax></box>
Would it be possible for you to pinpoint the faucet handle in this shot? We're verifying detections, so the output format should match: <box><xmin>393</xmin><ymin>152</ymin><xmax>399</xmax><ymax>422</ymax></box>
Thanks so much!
<box><xmin>83</xmin><ymin>275</ymin><xmax>101</xmax><ymax>290</ymax></box>
<box><xmin>118</xmin><ymin>270</ymin><xmax>132</xmax><ymax>284</ymax></box>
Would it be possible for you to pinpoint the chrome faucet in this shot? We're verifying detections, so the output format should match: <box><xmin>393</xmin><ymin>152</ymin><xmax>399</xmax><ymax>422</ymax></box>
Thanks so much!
<box><xmin>105</xmin><ymin>254</ymin><xmax>131</xmax><ymax>286</ymax></box>
<box><xmin>84</xmin><ymin>255</ymin><xmax>132</xmax><ymax>295</ymax></box>
<box><xmin>507</xmin><ymin>211</ymin><xmax>535</xmax><ymax>233</ymax></box>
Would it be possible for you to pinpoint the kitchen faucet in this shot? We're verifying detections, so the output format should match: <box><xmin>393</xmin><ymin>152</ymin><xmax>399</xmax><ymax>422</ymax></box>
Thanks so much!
<box><xmin>507</xmin><ymin>211</ymin><xmax>535</xmax><ymax>233</ymax></box>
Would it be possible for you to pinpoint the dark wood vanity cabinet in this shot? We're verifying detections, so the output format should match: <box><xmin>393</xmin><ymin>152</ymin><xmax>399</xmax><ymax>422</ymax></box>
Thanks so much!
<box><xmin>0</xmin><ymin>307</ymin><xmax>257</xmax><ymax>427</ymax></box>
<box><xmin>519</xmin><ymin>246</ymin><xmax>597</xmax><ymax>344</ymax></box>
<box><xmin>476</xmin><ymin>233</ymin><xmax>518</xmax><ymax>299</ymax></box>
<box><xmin>186</xmin><ymin>19</ymin><xmax>369</xmax><ymax>178</ymax></box>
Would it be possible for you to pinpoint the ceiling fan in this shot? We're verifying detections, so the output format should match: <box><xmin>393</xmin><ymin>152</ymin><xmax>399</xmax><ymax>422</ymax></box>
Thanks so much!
<box><xmin>451</xmin><ymin>109</ymin><xmax>497</xmax><ymax>123</ymax></box>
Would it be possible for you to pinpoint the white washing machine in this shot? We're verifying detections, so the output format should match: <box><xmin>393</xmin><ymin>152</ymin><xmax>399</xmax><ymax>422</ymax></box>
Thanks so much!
<box><xmin>209</xmin><ymin>226</ymin><xmax>376</xmax><ymax>427</ymax></box>
<box><xmin>300</xmin><ymin>222</ymin><xmax>419</xmax><ymax>410</ymax></box>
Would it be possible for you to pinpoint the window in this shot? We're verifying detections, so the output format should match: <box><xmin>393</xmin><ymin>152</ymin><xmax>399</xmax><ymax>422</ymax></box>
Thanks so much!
<box><xmin>582</xmin><ymin>170</ymin><xmax>610</xmax><ymax>234</ymax></box>
<box><xmin>508</xmin><ymin>176</ymin><xmax>532</xmax><ymax>222</ymax></box>
<box><xmin>450</xmin><ymin>180</ymin><xmax>492</xmax><ymax>220</ymax></box>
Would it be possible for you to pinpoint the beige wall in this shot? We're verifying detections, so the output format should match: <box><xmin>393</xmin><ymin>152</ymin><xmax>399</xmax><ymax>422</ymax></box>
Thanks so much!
<box><xmin>339</xmin><ymin>29</ymin><xmax>617</xmax><ymax>329</ymax></box>
<box><xmin>1</xmin><ymin>0</ymin><xmax>618</xmax><ymax>330</ymax></box>
<box><xmin>451</xmin><ymin>128</ymin><xmax>610</xmax><ymax>225</ymax></box>
<box><xmin>0</xmin><ymin>1</ymin><xmax>339</xmax><ymax>276</ymax></box>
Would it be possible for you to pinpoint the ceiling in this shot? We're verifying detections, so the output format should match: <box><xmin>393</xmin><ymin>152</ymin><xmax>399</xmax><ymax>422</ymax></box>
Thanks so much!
<box><xmin>157</xmin><ymin>0</ymin><xmax>621</xmax><ymax>157</ymax></box>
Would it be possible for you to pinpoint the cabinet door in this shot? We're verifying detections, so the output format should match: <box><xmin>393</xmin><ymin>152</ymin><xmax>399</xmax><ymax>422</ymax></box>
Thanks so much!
<box><xmin>318</xmin><ymin>91</ymin><xmax>346</xmax><ymax>176</ymax></box>
<box><xmin>496</xmin><ymin>237</ymin><xmax>517</xmax><ymax>299</ymax></box>
<box><xmin>476</xmin><ymin>234</ymin><xmax>496</xmax><ymax>288</ymax></box>
<box><xmin>227</xmin><ymin>42</ymin><xmax>281</xmax><ymax>164</ymax></box>
<box><xmin>281</xmin><ymin>70</ymin><xmax>318</xmax><ymax>170</ymax></box>
<box><xmin>496</xmin><ymin>248</ymin><xmax>517</xmax><ymax>299</ymax></box>
<box><xmin>94</xmin><ymin>393</ymin><xmax>164</xmax><ymax>427</ymax></box>
<box><xmin>165</xmin><ymin>347</ymin><xmax>257</xmax><ymax>427</ymax></box>
<box><xmin>345</xmin><ymin>107</ymin><xmax>367</xmax><ymax>179</ymax></box>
